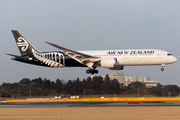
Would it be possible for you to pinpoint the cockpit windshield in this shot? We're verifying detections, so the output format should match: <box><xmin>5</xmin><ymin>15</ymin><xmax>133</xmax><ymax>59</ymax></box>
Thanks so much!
<box><xmin>167</xmin><ymin>53</ymin><xmax>173</xmax><ymax>56</ymax></box>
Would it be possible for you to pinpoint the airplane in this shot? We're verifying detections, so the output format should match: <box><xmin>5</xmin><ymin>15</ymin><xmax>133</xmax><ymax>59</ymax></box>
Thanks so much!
<box><xmin>6</xmin><ymin>30</ymin><xmax>177</xmax><ymax>74</ymax></box>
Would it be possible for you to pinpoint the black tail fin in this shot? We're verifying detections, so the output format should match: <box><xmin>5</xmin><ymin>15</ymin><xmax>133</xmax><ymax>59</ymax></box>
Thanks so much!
<box><xmin>11</xmin><ymin>30</ymin><xmax>39</xmax><ymax>55</ymax></box>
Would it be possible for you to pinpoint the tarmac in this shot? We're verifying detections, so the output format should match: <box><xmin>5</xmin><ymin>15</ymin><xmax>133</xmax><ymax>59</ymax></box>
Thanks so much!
<box><xmin>1</xmin><ymin>99</ymin><xmax>180</xmax><ymax>120</ymax></box>
<box><xmin>1</xmin><ymin>106</ymin><xmax>180</xmax><ymax>120</ymax></box>
<box><xmin>1</xmin><ymin>101</ymin><xmax>180</xmax><ymax>107</ymax></box>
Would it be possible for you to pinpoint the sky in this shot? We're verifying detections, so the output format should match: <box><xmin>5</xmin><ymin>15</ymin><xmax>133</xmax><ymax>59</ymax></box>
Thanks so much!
<box><xmin>0</xmin><ymin>0</ymin><xmax>180</xmax><ymax>85</ymax></box>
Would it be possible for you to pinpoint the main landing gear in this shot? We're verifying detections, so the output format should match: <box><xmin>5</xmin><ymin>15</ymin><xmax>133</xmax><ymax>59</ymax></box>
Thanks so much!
<box><xmin>161</xmin><ymin>64</ymin><xmax>165</xmax><ymax>71</ymax></box>
<box><xmin>86</xmin><ymin>69</ymin><xmax>99</xmax><ymax>74</ymax></box>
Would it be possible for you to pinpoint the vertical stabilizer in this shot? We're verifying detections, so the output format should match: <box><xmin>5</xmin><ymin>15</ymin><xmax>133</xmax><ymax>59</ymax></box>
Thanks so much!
<box><xmin>11</xmin><ymin>30</ymin><xmax>39</xmax><ymax>55</ymax></box>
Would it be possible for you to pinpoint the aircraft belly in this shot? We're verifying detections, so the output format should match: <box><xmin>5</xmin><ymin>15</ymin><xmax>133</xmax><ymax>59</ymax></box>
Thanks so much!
<box><xmin>142</xmin><ymin>56</ymin><xmax>155</xmax><ymax>65</ymax></box>
<box><xmin>121</xmin><ymin>56</ymin><xmax>144</xmax><ymax>65</ymax></box>
<box><xmin>120</xmin><ymin>56</ymin><xmax>163</xmax><ymax>65</ymax></box>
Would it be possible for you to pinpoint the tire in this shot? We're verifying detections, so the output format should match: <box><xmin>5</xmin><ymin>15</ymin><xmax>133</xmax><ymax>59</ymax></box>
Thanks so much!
<box><xmin>86</xmin><ymin>70</ymin><xmax>90</xmax><ymax>74</ymax></box>
<box><xmin>90</xmin><ymin>69</ymin><xmax>94</xmax><ymax>74</ymax></box>
<box><xmin>94</xmin><ymin>70</ymin><xmax>98</xmax><ymax>74</ymax></box>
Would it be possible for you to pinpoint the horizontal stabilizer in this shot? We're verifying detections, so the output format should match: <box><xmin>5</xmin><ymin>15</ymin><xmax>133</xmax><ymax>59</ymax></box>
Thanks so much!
<box><xmin>5</xmin><ymin>53</ymin><xmax>31</xmax><ymax>60</ymax></box>
<box><xmin>5</xmin><ymin>53</ymin><xmax>21</xmax><ymax>57</ymax></box>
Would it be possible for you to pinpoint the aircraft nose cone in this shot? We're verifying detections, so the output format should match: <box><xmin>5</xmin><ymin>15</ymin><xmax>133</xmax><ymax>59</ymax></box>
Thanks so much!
<box><xmin>172</xmin><ymin>56</ymin><xmax>177</xmax><ymax>63</ymax></box>
<box><xmin>174</xmin><ymin>57</ymin><xmax>177</xmax><ymax>62</ymax></box>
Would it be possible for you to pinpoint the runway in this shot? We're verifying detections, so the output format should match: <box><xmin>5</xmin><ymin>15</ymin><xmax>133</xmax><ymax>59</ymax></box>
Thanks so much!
<box><xmin>1</xmin><ymin>102</ymin><xmax>180</xmax><ymax>107</ymax></box>
<box><xmin>1</xmin><ymin>102</ymin><xmax>180</xmax><ymax>120</ymax></box>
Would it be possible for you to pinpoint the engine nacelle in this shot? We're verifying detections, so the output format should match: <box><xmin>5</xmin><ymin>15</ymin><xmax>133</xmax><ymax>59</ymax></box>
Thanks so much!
<box><xmin>109</xmin><ymin>65</ymin><xmax>124</xmax><ymax>70</ymax></box>
<box><xmin>101</xmin><ymin>57</ymin><xmax>118</xmax><ymax>68</ymax></box>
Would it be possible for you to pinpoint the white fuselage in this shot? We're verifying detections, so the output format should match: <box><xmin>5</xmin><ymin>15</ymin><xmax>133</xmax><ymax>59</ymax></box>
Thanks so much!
<box><xmin>79</xmin><ymin>49</ymin><xmax>177</xmax><ymax>66</ymax></box>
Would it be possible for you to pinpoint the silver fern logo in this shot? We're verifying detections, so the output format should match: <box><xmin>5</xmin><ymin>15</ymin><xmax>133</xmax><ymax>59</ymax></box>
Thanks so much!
<box><xmin>32</xmin><ymin>49</ymin><xmax>65</xmax><ymax>67</ymax></box>
<box><xmin>17</xmin><ymin>37</ymin><xmax>28</xmax><ymax>51</ymax></box>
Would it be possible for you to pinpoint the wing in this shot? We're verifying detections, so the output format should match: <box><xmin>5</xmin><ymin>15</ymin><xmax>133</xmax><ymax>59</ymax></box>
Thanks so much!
<box><xmin>44</xmin><ymin>41</ymin><xmax>100</xmax><ymax>68</ymax></box>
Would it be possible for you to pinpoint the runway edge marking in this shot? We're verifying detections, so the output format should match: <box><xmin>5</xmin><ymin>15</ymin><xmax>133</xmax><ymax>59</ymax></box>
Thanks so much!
<box><xmin>6</xmin><ymin>97</ymin><xmax>180</xmax><ymax>103</ymax></box>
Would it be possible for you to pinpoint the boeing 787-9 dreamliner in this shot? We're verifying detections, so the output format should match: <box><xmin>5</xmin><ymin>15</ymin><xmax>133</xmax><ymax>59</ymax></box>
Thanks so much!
<box><xmin>6</xmin><ymin>30</ymin><xmax>177</xmax><ymax>74</ymax></box>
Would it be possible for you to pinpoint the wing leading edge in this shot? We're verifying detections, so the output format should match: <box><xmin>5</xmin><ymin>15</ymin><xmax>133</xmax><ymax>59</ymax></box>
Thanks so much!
<box><xmin>44</xmin><ymin>41</ymin><xmax>100</xmax><ymax>68</ymax></box>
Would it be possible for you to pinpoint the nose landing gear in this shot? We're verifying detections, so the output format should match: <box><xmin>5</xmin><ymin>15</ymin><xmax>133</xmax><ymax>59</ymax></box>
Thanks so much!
<box><xmin>161</xmin><ymin>64</ymin><xmax>165</xmax><ymax>71</ymax></box>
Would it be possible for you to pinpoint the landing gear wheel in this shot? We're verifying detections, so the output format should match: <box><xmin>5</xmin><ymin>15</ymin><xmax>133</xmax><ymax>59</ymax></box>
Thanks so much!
<box><xmin>90</xmin><ymin>69</ymin><xmax>94</xmax><ymax>74</ymax></box>
<box><xmin>94</xmin><ymin>70</ymin><xmax>98</xmax><ymax>74</ymax></box>
<box><xmin>86</xmin><ymin>70</ymin><xmax>90</xmax><ymax>74</ymax></box>
<box><xmin>161</xmin><ymin>64</ymin><xmax>165</xmax><ymax>71</ymax></box>
<box><xmin>86</xmin><ymin>69</ymin><xmax>99</xmax><ymax>74</ymax></box>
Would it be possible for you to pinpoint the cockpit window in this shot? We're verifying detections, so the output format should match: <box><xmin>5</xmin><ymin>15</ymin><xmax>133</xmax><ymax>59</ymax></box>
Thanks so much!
<box><xmin>167</xmin><ymin>53</ymin><xmax>172</xmax><ymax>56</ymax></box>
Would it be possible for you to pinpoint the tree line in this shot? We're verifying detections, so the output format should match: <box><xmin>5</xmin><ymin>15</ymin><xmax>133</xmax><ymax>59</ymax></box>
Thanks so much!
<box><xmin>0</xmin><ymin>75</ymin><xmax>180</xmax><ymax>97</ymax></box>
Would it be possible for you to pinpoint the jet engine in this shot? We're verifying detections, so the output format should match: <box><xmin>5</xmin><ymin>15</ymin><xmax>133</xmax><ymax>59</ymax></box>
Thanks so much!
<box><xmin>100</xmin><ymin>57</ymin><xmax>124</xmax><ymax>70</ymax></box>
<box><xmin>101</xmin><ymin>57</ymin><xmax>117</xmax><ymax>68</ymax></box>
